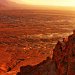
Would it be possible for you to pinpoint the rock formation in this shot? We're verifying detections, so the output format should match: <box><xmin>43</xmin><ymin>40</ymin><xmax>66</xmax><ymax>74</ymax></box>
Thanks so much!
<box><xmin>16</xmin><ymin>57</ymin><xmax>57</xmax><ymax>75</ymax></box>
<box><xmin>16</xmin><ymin>33</ymin><xmax>75</xmax><ymax>75</ymax></box>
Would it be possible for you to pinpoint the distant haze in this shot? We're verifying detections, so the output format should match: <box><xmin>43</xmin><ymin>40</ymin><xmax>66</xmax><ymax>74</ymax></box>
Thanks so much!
<box><xmin>0</xmin><ymin>0</ymin><xmax>75</xmax><ymax>10</ymax></box>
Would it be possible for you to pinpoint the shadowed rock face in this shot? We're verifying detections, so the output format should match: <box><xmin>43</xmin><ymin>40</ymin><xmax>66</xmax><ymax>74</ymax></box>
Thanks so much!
<box><xmin>16</xmin><ymin>57</ymin><xmax>57</xmax><ymax>75</ymax></box>
<box><xmin>16</xmin><ymin>33</ymin><xmax>75</xmax><ymax>75</ymax></box>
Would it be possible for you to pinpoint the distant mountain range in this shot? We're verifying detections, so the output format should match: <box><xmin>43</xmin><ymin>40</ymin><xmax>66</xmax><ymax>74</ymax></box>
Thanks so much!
<box><xmin>0</xmin><ymin>0</ymin><xmax>28</xmax><ymax>10</ymax></box>
<box><xmin>0</xmin><ymin>0</ymin><xmax>58</xmax><ymax>10</ymax></box>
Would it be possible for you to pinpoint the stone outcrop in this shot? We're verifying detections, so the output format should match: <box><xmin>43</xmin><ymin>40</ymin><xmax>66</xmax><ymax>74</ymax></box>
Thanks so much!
<box><xmin>16</xmin><ymin>57</ymin><xmax>57</xmax><ymax>75</ymax></box>
<box><xmin>16</xmin><ymin>33</ymin><xmax>75</xmax><ymax>75</ymax></box>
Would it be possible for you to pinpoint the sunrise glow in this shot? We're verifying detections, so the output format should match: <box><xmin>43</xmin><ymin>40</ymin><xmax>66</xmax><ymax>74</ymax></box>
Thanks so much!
<box><xmin>9</xmin><ymin>0</ymin><xmax>75</xmax><ymax>7</ymax></box>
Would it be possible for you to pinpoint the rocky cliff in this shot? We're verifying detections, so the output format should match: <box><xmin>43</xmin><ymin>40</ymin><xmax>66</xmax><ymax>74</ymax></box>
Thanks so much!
<box><xmin>16</xmin><ymin>35</ymin><xmax>75</xmax><ymax>75</ymax></box>
<box><xmin>16</xmin><ymin>57</ymin><xmax>57</xmax><ymax>75</ymax></box>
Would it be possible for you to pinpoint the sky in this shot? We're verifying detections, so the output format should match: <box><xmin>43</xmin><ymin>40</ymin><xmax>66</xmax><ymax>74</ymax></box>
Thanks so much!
<box><xmin>0</xmin><ymin>0</ymin><xmax>75</xmax><ymax>10</ymax></box>
<box><xmin>9</xmin><ymin>0</ymin><xmax>75</xmax><ymax>7</ymax></box>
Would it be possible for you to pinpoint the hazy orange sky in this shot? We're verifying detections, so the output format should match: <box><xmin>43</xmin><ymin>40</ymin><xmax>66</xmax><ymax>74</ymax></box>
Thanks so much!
<box><xmin>1</xmin><ymin>0</ymin><xmax>75</xmax><ymax>10</ymax></box>
<box><xmin>9</xmin><ymin>0</ymin><xmax>75</xmax><ymax>7</ymax></box>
